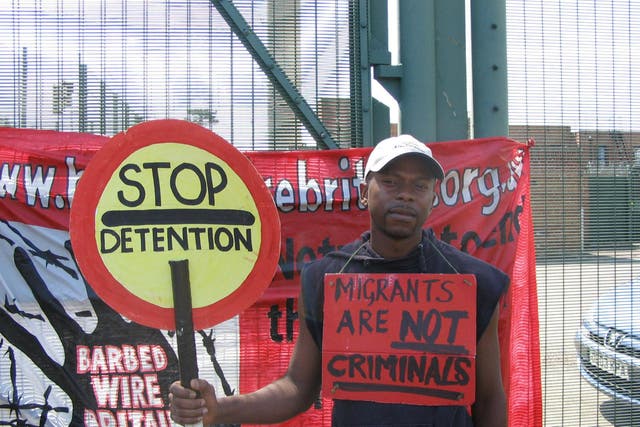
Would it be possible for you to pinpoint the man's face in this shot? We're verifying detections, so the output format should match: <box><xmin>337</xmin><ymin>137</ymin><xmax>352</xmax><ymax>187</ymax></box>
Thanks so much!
<box><xmin>361</xmin><ymin>155</ymin><xmax>437</xmax><ymax>241</ymax></box>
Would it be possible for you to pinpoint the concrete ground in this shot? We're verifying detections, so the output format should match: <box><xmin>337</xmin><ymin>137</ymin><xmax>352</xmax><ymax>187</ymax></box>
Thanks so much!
<box><xmin>536</xmin><ymin>246</ymin><xmax>640</xmax><ymax>426</ymax></box>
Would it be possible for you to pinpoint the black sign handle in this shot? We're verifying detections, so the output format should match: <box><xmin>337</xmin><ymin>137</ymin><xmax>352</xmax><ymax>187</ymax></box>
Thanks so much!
<box><xmin>170</xmin><ymin>259</ymin><xmax>199</xmax><ymax>389</ymax></box>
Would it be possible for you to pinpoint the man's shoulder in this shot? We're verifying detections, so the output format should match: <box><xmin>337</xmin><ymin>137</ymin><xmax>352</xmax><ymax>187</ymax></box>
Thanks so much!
<box><xmin>302</xmin><ymin>237</ymin><xmax>364</xmax><ymax>276</ymax></box>
<box><xmin>428</xmin><ymin>238</ymin><xmax>509</xmax><ymax>297</ymax></box>
<box><xmin>428</xmin><ymin>236</ymin><xmax>508</xmax><ymax>337</ymax></box>
<box><xmin>434</xmin><ymin>238</ymin><xmax>507</xmax><ymax>276</ymax></box>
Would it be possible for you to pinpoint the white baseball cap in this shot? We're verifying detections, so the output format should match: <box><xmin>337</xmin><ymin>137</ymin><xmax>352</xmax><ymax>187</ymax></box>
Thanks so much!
<box><xmin>364</xmin><ymin>134</ymin><xmax>445</xmax><ymax>180</ymax></box>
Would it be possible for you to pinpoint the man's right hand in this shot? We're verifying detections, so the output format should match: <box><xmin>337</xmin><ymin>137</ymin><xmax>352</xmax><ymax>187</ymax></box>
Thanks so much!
<box><xmin>169</xmin><ymin>379</ymin><xmax>218</xmax><ymax>426</ymax></box>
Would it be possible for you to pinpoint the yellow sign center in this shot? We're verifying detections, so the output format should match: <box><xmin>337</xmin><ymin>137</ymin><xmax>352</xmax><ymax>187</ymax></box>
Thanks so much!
<box><xmin>94</xmin><ymin>142</ymin><xmax>262</xmax><ymax>309</ymax></box>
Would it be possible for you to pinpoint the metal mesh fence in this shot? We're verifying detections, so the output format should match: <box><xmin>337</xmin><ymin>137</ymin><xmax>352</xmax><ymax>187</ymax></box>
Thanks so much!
<box><xmin>0</xmin><ymin>0</ymin><xmax>360</xmax><ymax>150</ymax></box>
<box><xmin>507</xmin><ymin>1</ymin><xmax>640</xmax><ymax>425</ymax></box>
<box><xmin>2</xmin><ymin>0</ymin><xmax>640</xmax><ymax>425</ymax></box>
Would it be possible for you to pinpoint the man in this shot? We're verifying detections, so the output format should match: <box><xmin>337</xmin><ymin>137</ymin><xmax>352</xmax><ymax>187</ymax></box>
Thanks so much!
<box><xmin>170</xmin><ymin>135</ymin><xmax>508</xmax><ymax>426</ymax></box>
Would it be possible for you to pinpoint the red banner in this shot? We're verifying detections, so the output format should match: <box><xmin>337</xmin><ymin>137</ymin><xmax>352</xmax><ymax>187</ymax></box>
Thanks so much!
<box><xmin>0</xmin><ymin>127</ymin><xmax>541</xmax><ymax>426</ymax></box>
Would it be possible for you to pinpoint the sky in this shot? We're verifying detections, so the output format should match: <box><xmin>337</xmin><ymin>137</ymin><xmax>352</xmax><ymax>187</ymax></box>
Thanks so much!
<box><xmin>1</xmin><ymin>0</ymin><xmax>639</xmax><ymax>135</ymax></box>
<box><xmin>505</xmin><ymin>0</ymin><xmax>640</xmax><ymax>132</ymax></box>
<box><xmin>0</xmin><ymin>0</ymin><xmax>353</xmax><ymax>148</ymax></box>
<box><xmin>375</xmin><ymin>0</ymin><xmax>640</xmax><ymax>133</ymax></box>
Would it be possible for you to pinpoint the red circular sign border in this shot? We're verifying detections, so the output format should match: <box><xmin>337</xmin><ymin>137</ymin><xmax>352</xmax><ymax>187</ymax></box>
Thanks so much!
<box><xmin>70</xmin><ymin>119</ymin><xmax>281</xmax><ymax>330</ymax></box>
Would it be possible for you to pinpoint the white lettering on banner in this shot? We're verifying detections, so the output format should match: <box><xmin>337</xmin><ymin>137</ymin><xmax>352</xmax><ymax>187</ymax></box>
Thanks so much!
<box><xmin>262</xmin><ymin>154</ymin><xmax>525</xmax><ymax>217</ymax></box>
<box><xmin>23</xmin><ymin>164</ymin><xmax>56</xmax><ymax>208</ymax></box>
<box><xmin>264</xmin><ymin>157</ymin><xmax>366</xmax><ymax>213</ymax></box>
<box><xmin>0</xmin><ymin>155</ymin><xmax>82</xmax><ymax>209</ymax></box>
<box><xmin>438</xmin><ymin>167</ymin><xmax>503</xmax><ymax>215</ymax></box>
<box><xmin>434</xmin><ymin>147</ymin><xmax>525</xmax><ymax>216</ymax></box>
<box><xmin>478</xmin><ymin>169</ymin><xmax>501</xmax><ymax>215</ymax></box>
<box><xmin>84</xmin><ymin>408</ymin><xmax>172</xmax><ymax>427</ymax></box>
<box><xmin>91</xmin><ymin>374</ymin><xmax>163</xmax><ymax>408</ymax></box>
<box><xmin>3</xmin><ymin>148</ymin><xmax>525</xmax><ymax>218</ymax></box>
<box><xmin>507</xmin><ymin>153</ymin><xmax>524</xmax><ymax>190</ymax></box>
<box><xmin>76</xmin><ymin>344</ymin><xmax>168</xmax><ymax>374</ymax></box>
<box><xmin>76</xmin><ymin>344</ymin><xmax>169</xmax><ymax>424</ymax></box>
<box><xmin>0</xmin><ymin>163</ymin><xmax>20</xmax><ymax>198</ymax></box>
<box><xmin>297</xmin><ymin>159</ymin><xmax>322</xmax><ymax>212</ymax></box>
<box><xmin>66</xmin><ymin>156</ymin><xmax>82</xmax><ymax>206</ymax></box>
<box><xmin>273</xmin><ymin>178</ymin><xmax>295</xmax><ymax>213</ymax></box>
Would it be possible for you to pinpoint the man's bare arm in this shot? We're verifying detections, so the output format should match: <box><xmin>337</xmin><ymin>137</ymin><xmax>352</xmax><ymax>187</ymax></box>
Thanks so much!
<box><xmin>170</xmin><ymin>292</ymin><xmax>322</xmax><ymax>425</ymax></box>
<box><xmin>472</xmin><ymin>306</ymin><xmax>507</xmax><ymax>427</ymax></box>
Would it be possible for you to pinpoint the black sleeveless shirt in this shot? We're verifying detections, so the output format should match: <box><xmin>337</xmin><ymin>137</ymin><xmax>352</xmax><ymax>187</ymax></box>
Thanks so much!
<box><xmin>301</xmin><ymin>229</ymin><xmax>509</xmax><ymax>427</ymax></box>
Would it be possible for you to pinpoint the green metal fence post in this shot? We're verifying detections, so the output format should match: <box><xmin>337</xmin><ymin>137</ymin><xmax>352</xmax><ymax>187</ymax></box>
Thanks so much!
<box><xmin>471</xmin><ymin>0</ymin><xmax>508</xmax><ymax>137</ymax></box>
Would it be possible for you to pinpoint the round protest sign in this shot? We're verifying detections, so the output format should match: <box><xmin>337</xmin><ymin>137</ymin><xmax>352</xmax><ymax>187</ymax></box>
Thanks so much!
<box><xmin>70</xmin><ymin>119</ymin><xmax>280</xmax><ymax>330</ymax></box>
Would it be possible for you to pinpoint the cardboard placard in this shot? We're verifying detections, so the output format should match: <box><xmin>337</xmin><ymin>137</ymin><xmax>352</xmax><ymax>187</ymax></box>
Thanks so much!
<box><xmin>322</xmin><ymin>273</ymin><xmax>476</xmax><ymax>406</ymax></box>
